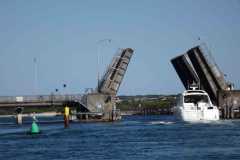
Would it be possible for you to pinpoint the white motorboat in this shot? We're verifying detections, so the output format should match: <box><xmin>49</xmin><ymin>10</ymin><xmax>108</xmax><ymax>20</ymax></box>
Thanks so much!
<box><xmin>174</xmin><ymin>88</ymin><xmax>220</xmax><ymax>122</ymax></box>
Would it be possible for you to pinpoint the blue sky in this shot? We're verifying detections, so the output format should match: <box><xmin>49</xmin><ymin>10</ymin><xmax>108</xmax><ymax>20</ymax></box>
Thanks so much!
<box><xmin>0</xmin><ymin>0</ymin><xmax>239</xmax><ymax>96</ymax></box>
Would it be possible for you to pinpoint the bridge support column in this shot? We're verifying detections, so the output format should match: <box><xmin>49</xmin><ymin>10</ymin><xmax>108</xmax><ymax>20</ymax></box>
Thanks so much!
<box><xmin>16</xmin><ymin>114</ymin><xmax>23</xmax><ymax>125</ymax></box>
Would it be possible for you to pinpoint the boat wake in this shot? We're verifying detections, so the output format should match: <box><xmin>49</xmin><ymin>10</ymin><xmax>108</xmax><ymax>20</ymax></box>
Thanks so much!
<box><xmin>149</xmin><ymin>121</ymin><xmax>175</xmax><ymax>125</ymax></box>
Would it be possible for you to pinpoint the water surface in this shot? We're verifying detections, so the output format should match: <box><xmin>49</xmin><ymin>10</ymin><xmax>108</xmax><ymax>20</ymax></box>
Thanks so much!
<box><xmin>0</xmin><ymin>115</ymin><xmax>240</xmax><ymax>160</ymax></box>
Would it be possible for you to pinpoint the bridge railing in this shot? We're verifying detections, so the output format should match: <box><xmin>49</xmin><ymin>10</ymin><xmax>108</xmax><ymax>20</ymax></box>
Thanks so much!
<box><xmin>0</xmin><ymin>94</ymin><xmax>83</xmax><ymax>103</ymax></box>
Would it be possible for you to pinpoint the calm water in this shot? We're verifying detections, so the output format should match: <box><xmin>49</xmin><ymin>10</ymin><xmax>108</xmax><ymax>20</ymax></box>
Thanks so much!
<box><xmin>0</xmin><ymin>115</ymin><xmax>240</xmax><ymax>160</ymax></box>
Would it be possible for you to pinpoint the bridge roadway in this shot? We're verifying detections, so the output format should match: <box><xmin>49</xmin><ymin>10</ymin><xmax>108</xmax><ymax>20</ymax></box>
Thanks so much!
<box><xmin>0</xmin><ymin>94</ymin><xmax>83</xmax><ymax>108</ymax></box>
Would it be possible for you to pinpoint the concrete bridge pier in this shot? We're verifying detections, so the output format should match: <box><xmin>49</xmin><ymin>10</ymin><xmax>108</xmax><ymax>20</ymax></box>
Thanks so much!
<box><xmin>16</xmin><ymin>114</ymin><xmax>23</xmax><ymax>125</ymax></box>
<box><xmin>15</xmin><ymin>107</ymin><xmax>23</xmax><ymax>125</ymax></box>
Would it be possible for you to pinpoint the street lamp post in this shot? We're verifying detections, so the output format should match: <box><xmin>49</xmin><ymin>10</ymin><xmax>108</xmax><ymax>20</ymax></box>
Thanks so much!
<box><xmin>63</xmin><ymin>83</ymin><xmax>67</xmax><ymax>100</ymax></box>
<box><xmin>96</xmin><ymin>39</ymin><xmax>112</xmax><ymax>91</ymax></box>
<box><xmin>33</xmin><ymin>57</ymin><xmax>38</xmax><ymax>95</ymax></box>
<box><xmin>63</xmin><ymin>84</ymin><xmax>67</xmax><ymax>94</ymax></box>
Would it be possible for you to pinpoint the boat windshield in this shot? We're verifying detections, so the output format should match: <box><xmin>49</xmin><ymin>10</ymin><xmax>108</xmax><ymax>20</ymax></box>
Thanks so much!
<box><xmin>184</xmin><ymin>95</ymin><xmax>209</xmax><ymax>104</ymax></box>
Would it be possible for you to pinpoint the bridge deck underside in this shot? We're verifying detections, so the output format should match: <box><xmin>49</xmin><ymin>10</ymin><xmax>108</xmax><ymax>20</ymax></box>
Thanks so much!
<box><xmin>171</xmin><ymin>46</ymin><xmax>228</xmax><ymax>105</ymax></box>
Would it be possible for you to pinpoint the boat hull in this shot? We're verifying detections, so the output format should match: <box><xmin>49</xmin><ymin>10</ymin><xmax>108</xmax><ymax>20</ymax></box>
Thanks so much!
<box><xmin>174</xmin><ymin>107</ymin><xmax>219</xmax><ymax>122</ymax></box>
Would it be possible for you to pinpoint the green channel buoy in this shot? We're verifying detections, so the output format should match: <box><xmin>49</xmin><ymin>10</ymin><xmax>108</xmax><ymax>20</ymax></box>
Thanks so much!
<box><xmin>30</xmin><ymin>121</ymin><xmax>40</xmax><ymax>134</ymax></box>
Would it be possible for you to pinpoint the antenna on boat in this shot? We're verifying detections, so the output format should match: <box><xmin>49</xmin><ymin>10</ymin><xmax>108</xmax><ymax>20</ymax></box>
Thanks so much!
<box><xmin>189</xmin><ymin>82</ymin><xmax>200</xmax><ymax>90</ymax></box>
